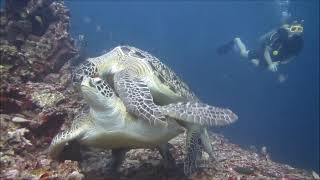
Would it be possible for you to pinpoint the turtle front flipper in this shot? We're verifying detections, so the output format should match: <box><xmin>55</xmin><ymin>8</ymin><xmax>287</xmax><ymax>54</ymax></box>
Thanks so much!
<box><xmin>161</xmin><ymin>102</ymin><xmax>238</xmax><ymax>126</ymax></box>
<box><xmin>184</xmin><ymin>128</ymin><xmax>215</xmax><ymax>175</ymax></box>
<box><xmin>160</xmin><ymin>102</ymin><xmax>238</xmax><ymax>175</ymax></box>
<box><xmin>114</xmin><ymin>69</ymin><xmax>167</xmax><ymax>126</ymax></box>
<box><xmin>48</xmin><ymin>114</ymin><xmax>91</xmax><ymax>159</ymax></box>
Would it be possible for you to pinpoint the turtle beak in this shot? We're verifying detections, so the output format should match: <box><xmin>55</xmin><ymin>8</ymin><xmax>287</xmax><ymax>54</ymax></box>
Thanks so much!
<box><xmin>80</xmin><ymin>77</ymin><xmax>97</xmax><ymax>106</ymax></box>
<box><xmin>92</xmin><ymin>77</ymin><xmax>102</xmax><ymax>84</ymax></box>
<box><xmin>81</xmin><ymin>76</ymin><xmax>90</xmax><ymax>87</ymax></box>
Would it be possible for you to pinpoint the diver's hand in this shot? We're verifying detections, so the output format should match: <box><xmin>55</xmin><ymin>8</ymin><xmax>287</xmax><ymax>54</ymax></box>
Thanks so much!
<box><xmin>251</xmin><ymin>59</ymin><xmax>259</xmax><ymax>66</ymax></box>
<box><xmin>268</xmin><ymin>62</ymin><xmax>279</xmax><ymax>72</ymax></box>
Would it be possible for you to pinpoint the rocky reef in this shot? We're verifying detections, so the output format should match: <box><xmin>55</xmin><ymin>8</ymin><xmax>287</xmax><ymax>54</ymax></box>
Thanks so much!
<box><xmin>0</xmin><ymin>0</ymin><xmax>82</xmax><ymax>178</ymax></box>
<box><xmin>0</xmin><ymin>0</ymin><xmax>318</xmax><ymax>179</ymax></box>
<box><xmin>0</xmin><ymin>0</ymin><xmax>77</xmax><ymax>84</ymax></box>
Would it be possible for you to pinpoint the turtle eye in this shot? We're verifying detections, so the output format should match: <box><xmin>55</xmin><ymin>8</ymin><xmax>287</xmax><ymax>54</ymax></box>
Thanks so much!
<box><xmin>133</xmin><ymin>51</ymin><xmax>146</xmax><ymax>58</ymax></box>
<box><xmin>88</xmin><ymin>79</ymin><xmax>94</xmax><ymax>87</ymax></box>
<box><xmin>121</xmin><ymin>46</ymin><xmax>131</xmax><ymax>54</ymax></box>
<box><xmin>92</xmin><ymin>77</ymin><xmax>102</xmax><ymax>84</ymax></box>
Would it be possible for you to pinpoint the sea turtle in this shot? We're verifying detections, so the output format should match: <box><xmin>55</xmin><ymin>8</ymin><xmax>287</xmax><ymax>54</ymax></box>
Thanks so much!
<box><xmin>72</xmin><ymin>45</ymin><xmax>237</xmax><ymax>174</ymax></box>
<box><xmin>50</xmin><ymin>76</ymin><xmax>238</xmax><ymax>174</ymax></box>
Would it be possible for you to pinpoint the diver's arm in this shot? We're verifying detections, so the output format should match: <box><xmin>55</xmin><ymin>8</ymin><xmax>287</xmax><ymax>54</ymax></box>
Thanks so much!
<box><xmin>280</xmin><ymin>56</ymin><xmax>294</xmax><ymax>64</ymax></box>
<box><xmin>264</xmin><ymin>46</ymin><xmax>273</xmax><ymax>65</ymax></box>
<box><xmin>264</xmin><ymin>46</ymin><xmax>279</xmax><ymax>72</ymax></box>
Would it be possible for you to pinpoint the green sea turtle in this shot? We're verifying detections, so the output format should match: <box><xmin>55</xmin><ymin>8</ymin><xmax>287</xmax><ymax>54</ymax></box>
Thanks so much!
<box><xmin>50</xmin><ymin>76</ymin><xmax>238</xmax><ymax>174</ymax></box>
<box><xmin>72</xmin><ymin>45</ymin><xmax>237</xmax><ymax>174</ymax></box>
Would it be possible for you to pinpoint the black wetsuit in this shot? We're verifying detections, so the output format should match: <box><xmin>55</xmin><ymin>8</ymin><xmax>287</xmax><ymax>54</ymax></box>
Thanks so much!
<box><xmin>248</xmin><ymin>27</ymin><xmax>304</xmax><ymax>67</ymax></box>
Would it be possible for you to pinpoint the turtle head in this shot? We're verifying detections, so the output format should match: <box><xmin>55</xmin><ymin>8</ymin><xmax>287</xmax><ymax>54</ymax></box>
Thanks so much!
<box><xmin>98</xmin><ymin>46</ymin><xmax>129</xmax><ymax>79</ymax></box>
<box><xmin>72</xmin><ymin>61</ymin><xmax>98</xmax><ymax>88</ymax></box>
<box><xmin>81</xmin><ymin>76</ymin><xmax>115</xmax><ymax>111</ymax></box>
<box><xmin>72</xmin><ymin>46</ymin><xmax>124</xmax><ymax>87</ymax></box>
<box><xmin>97</xmin><ymin>45</ymin><xmax>149</xmax><ymax>78</ymax></box>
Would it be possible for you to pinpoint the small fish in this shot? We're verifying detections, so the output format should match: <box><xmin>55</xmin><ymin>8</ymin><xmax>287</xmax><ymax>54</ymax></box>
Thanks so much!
<box><xmin>35</xmin><ymin>15</ymin><xmax>43</xmax><ymax>27</ymax></box>
<box><xmin>20</xmin><ymin>12</ymin><xmax>27</xmax><ymax>18</ymax></box>
<box><xmin>261</xmin><ymin>146</ymin><xmax>267</xmax><ymax>155</ymax></box>
<box><xmin>278</xmin><ymin>73</ymin><xmax>288</xmax><ymax>83</ymax></box>
<box><xmin>312</xmin><ymin>171</ymin><xmax>320</xmax><ymax>180</ymax></box>
<box><xmin>96</xmin><ymin>25</ymin><xmax>101</xmax><ymax>32</ymax></box>
<box><xmin>78</xmin><ymin>34</ymin><xmax>85</xmax><ymax>41</ymax></box>
<box><xmin>83</xmin><ymin>16</ymin><xmax>91</xmax><ymax>24</ymax></box>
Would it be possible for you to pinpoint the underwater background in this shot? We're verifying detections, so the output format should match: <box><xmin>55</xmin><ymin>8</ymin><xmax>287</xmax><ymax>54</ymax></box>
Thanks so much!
<box><xmin>66</xmin><ymin>0</ymin><xmax>319</xmax><ymax>172</ymax></box>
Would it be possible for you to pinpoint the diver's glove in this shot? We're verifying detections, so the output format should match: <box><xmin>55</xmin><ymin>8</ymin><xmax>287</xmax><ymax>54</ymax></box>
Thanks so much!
<box><xmin>268</xmin><ymin>62</ymin><xmax>279</xmax><ymax>72</ymax></box>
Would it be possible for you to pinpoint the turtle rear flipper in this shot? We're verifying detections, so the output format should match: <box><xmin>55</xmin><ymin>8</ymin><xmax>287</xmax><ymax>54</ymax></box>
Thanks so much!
<box><xmin>48</xmin><ymin>114</ymin><xmax>91</xmax><ymax>159</ymax></box>
<box><xmin>161</xmin><ymin>102</ymin><xmax>238</xmax><ymax>126</ymax></box>
<box><xmin>114</xmin><ymin>69</ymin><xmax>167</xmax><ymax>127</ymax></box>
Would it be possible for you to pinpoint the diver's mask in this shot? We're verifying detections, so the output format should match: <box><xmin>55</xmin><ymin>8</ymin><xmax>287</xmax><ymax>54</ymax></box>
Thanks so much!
<box><xmin>289</xmin><ymin>24</ymin><xmax>303</xmax><ymax>33</ymax></box>
<box><xmin>284</xmin><ymin>21</ymin><xmax>304</xmax><ymax>38</ymax></box>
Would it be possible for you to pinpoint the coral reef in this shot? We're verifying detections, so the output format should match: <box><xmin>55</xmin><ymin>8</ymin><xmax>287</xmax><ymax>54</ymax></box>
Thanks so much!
<box><xmin>0</xmin><ymin>0</ymin><xmax>317</xmax><ymax>179</ymax></box>
<box><xmin>0</xmin><ymin>0</ymin><xmax>77</xmax><ymax>83</ymax></box>
<box><xmin>0</xmin><ymin>1</ymin><xmax>82</xmax><ymax>178</ymax></box>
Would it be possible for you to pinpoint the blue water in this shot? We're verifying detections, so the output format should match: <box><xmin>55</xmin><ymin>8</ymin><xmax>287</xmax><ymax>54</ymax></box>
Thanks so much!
<box><xmin>66</xmin><ymin>0</ymin><xmax>319</xmax><ymax>172</ymax></box>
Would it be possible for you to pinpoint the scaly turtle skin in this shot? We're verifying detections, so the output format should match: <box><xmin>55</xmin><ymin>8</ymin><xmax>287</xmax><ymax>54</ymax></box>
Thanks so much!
<box><xmin>72</xmin><ymin>46</ymin><xmax>238</xmax><ymax>174</ymax></box>
<box><xmin>49</xmin><ymin>77</ymin><xmax>237</xmax><ymax>173</ymax></box>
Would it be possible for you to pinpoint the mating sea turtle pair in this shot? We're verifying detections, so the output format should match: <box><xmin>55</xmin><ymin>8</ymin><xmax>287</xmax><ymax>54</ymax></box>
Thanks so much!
<box><xmin>49</xmin><ymin>76</ymin><xmax>237</xmax><ymax>173</ymax></box>
<box><xmin>50</xmin><ymin>46</ymin><xmax>238</xmax><ymax>175</ymax></box>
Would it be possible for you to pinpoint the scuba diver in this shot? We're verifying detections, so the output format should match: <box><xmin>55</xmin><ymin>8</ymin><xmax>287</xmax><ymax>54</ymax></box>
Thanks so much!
<box><xmin>216</xmin><ymin>20</ymin><xmax>304</xmax><ymax>72</ymax></box>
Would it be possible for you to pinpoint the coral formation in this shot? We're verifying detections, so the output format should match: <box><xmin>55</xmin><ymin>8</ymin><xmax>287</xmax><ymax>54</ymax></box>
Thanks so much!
<box><xmin>0</xmin><ymin>0</ymin><xmax>77</xmax><ymax>83</ymax></box>
<box><xmin>0</xmin><ymin>1</ymin><xmax>82</xmax><ymax>178</ymax></box>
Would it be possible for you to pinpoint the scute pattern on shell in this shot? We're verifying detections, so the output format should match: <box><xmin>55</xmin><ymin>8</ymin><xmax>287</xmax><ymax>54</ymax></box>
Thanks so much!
<box><xmin>123</xmin><ymin>46</ymin><xmax>200</xmax><ymax>102</ymax></box>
